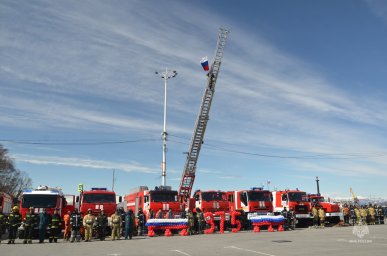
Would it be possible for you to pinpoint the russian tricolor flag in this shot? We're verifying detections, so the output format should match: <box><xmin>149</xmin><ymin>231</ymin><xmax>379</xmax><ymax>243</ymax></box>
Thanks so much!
<box><xmin>201</xmin><ymin>56</ymin><xmax>209</xmax><ymax>71</ymax></box>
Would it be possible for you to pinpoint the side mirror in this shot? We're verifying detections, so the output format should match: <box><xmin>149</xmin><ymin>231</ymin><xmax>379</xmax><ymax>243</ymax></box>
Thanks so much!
<box><xmin>76</xmin><ymin>196</ymin><xmax>79</xmax><ymax>203</ymax></box>
<box><xmin>119</xmin><ymin>196</ymin><xmax>122</xmax><ymax>203</ymax></box>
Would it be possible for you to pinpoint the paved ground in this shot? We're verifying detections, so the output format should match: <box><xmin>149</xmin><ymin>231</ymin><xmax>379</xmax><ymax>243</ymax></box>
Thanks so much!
<box><xmin>2</xmin><ymin>225</ymin><xmax>387</xmax><ymax>256</ymax></box>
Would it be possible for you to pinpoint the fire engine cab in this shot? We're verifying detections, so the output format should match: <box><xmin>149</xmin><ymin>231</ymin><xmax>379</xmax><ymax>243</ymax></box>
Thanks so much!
<box><xmin>77</xmin><ymin>187</ymin><xmax>119</xmax><ymax>217</ymax></box>
<box><xmin>272</xmin><ymin>189</ymin><xmax>311</xmax><ymax>224</ymax></box>
<box><xmin>228</xmin><ymin>188</ymin><xmax>273</xmax><ymax>219</ymax></box>
<box><xmin>193</xmin><ymin>190</ymin><xmax>229</xmax><ymax>213</ymax></box>
<box><xmin>124</xmin><ymin>186</ymin><xmax>181</xmax><ymax>218</ymax></box>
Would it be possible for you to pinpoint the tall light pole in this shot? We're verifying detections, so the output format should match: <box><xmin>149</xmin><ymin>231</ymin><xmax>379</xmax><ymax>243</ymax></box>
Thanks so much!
<box><xmin>155</xmin><ymin>68</ymin><xmax>177</xmax><ymax>187</ymax></box>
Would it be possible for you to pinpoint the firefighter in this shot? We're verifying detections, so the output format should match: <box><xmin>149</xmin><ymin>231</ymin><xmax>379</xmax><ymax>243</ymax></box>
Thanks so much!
<box><xmin>63</xmin><ymin>210</ymin><xmax>71</xmax><ymax>241</ymax></box>
<box><xmin>155</xmin><ymin>209</ymin><xmax>163</xmax><ymax>219</ymax></box>
<box><xmin>165</xmin><ymin>209</ymin><xmax>173</xmax><ymax>219</ymax></box>
<box><xmin>0</xmin><ymin>207</ymin><xmax>5</xmax><ymax>243</ymax></box>
<box><xmin>311</xmin><ymin>204</ymin><xmax>319</xmax><ymax>227</ymax></box>
<box><xmin>342</xmin><ymin>204</ymin><xmax>350</xmax><ymax>225</ymax></box>
<box><xmin>119</xmin><ymin>207</ymin><xmax>126</xmax><ymax>238</ymax></box>
<box><xmin>38</xmin><ymin>208</ymin><xmax>50</xmax><ymax>243</ymax></box>
<box><xmin>124</xmin><ymin>209</ymin><xmax>135</xmax><ymax>240</ymax></box>
<box><xmin>7</xmin><ymin>206</ymin><xmax>22</xmax><ymax>244</ymax></box>
<box><xmin>368</xmin><ymin>204</ymin><xmax>376</xmax><ymax>225</ymax></box>
<box><xmin>111</xmin><ymin>209</ymin><xmax>121</xmax><ymax>241</ymax></box>
<box><xmin>196</xmin><ymin>208</ymin><xmax>205</xmax><ymax>234</ymax></box>
<box><xmin>360</xmin><ymin>206</ymin><xmax>368</xmax><ymax>225</ymax></box>
<box><xmin>49</xmin><ymin>208</ymin><xmax>61</xmax><ymax>243</ymax></box>
<box><xmin>349</xmin><ymin>205</ymin><xmax>356</xmax><ymax>226</ymax></box>
<box><xmin>23</xmin><ymin>207</ymin><xmax>37</xmax><ymax>244</ymax></box>
<box><xmin>378</xmin><ymin>205</ymin><xmax>385</xmax><ymax>224</ymax></box>
<box><xmin>83</xmin><ymin>209</ymin><xmax>95</xmax><ymax>242</ymax></box>
<box><xmin>318</xmin><ymin>207</ymin><xmax>325</xmax><ymax>227</ymax></box>
<box><xmin>187</xmin><ymin>209</ymin><xmax>195</xmax><ymax>235</ymax></box>
<box><xmin>137</xmin><ymin>208</ymin><xmax>145</xmax><ymax>236</ymax></box>
<box><xmin>70</xmin><ymin>208</ymin><xmax>82</xmax><ymax>243</ymax></box>
<box><xmin>95</xmin><ymin>210</ymin><xmax>108</xmax><ymax>241</ymax></box>
<box><xmin>354</xmin><ymin>205</ymin><xmax>361</xmax><ymax>225</ymax></box>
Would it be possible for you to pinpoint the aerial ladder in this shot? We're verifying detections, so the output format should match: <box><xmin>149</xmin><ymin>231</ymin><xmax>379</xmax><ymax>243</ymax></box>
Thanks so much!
<box><xmin>178</xmin><ymin>27</ymin><xmax>230</xmax><ymax>202</ymax></box>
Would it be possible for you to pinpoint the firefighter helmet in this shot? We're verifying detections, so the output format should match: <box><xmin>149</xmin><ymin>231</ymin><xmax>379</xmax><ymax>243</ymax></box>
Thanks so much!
<box><xmin>13</xmin><ymin>206</ymin><xmax>19</xmax><ymax>211</ymax></box>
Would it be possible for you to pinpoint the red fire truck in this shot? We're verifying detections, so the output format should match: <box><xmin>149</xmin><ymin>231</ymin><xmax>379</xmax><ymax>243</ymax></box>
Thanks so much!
<box><xmin>18</xmin><ymin>185</ymin><xmax>75</xmax><ymax>238</ymax></box>
<box><xmin>77</xmin><ymin>187</ymin><xmax>120</xmax><ymax>217</ymax></box>
<box><xmin>272</xmin><ymin>189</ymin><xmax>311</xmax><ymax>225</ymax></box>
<box><xmin>228</xmin><ymin>188</ymin><xmax>273</xmax><ymax>218</ymax></box>
<box><xmin>192</xmin><ymin>190</ymin><xmax>229</xmax><ymax>213</ymax></box>
<box><xmin>0</xmin><ymin>192</ymin><xmax>13</xmax><ymax>214</ymax></box>
<box><xmin>124</xmin><ymin>186</ymin><xmax>181</xmax><ymax>218</ymax></box>
<box><xmin>309</xmin><ymin>194</ymin><xmax>341</xmax><ymax>224</ymax></box>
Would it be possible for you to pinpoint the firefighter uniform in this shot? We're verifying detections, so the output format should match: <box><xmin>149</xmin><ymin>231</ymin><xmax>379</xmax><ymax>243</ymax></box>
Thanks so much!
<box><xmin>318</xmin><ymin>208</ymin><xmax>325</xmax><ymax>227</ymax></box>
<box><xmin>83</xmin><ymin>209</ymin><xmax>95</xmax><ymax>242</ymax></box>
<box><xmin>111</xmin><ymin>211</ymin><xmax>121</xmax><ymax>240</ymax></box>
<box><xmin>23</xmin><ymin>207</ymin><xmax>37</xmax><ymax>244</ymax></box>
<box><xmin>354</xmin><ymin>206</ymin><xmax>361</xmax><ymax>225</ymax></box>
<box><xmin>342</xmin><ymin>205</ymin><xmax>350</xmax><ymax>225</ymax></box>
<box><xmin>0</xmin><ymin>208</ymin><xmax>6</xmax><ymax>243</ymax></box>
<box><xmin>63</xmin><ymin>211</ymin><xmax>71</xmax><ymax>241</ymax></box>
<box><xmin>196</xmin><ymin>208</ymin><xmax>205</xmax><ymax>234</ymax></box>
<box><xmin>360</xmin><ymin>207</ymin><xmax>368</xmax><ymax>225</ymax></box>
<box><xmin>96</xmin><ymin>210</ymin><xmax>108</xmax><ymax>241</ymax></box>
<box><xmin>49</xmin><ymin>210</ymin><xmax>62</xmax><ymax>243</ymax></box>
<box><xmin>187</xmin><ymin>210</ymin><xmax>195</xmax><ymax>235</ymax></box>
<box><xmin>311</xmin><ymin>206</ymin><xmax>319</xmax><ymax>227</ymax></box>
<box><xmin>70</xmin><ymin>209</ymin><xmax>83</xmax><ymax>242</ymax></box>
<box><xmin>7</xmin><ymin>206</ymin><xmax>22</xmax><ymax>244</ymax></box>
<box><xmin>368</xmin><ymin>205</ymin><xmax>376</xmax><ymax>225</ymax></box>
<box><xmin>120</xmin><ymin>208</ymin><xmax>126</xmax><ymax>238</ymax></box>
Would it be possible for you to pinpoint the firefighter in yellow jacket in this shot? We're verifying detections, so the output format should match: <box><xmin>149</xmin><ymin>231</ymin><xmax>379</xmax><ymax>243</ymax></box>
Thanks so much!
<box><xmin>318</xmin><ymin>207</ymin><xmax>325</xmax><ymax>227</ymax></box>
<box><xmin>83</xmin><ymin>209</ymin><xmax>95</xmax><ymax>242</ymax></box>
<box><xmin>111</xmin><ymin>209</ymin><xmax>122</xmax><ymax>240</ymax></box>
<box><xmin>368</xmin><ymin>204</ymin><xmax>376</xmax><ymax>225</ymax></box>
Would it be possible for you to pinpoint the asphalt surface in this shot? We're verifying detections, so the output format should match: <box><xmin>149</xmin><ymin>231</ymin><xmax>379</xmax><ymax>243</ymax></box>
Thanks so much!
<box><xmin>1</xmin><ymin>225</ymin><xmax>387</xmax><ymax>256</ymax></box>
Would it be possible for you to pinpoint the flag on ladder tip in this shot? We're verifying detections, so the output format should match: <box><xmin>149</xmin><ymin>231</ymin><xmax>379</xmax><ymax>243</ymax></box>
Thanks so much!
<box><xmin>201</xmin><ymin>56</ymin><xmax>209</xmax><ymax>71</ymax></box>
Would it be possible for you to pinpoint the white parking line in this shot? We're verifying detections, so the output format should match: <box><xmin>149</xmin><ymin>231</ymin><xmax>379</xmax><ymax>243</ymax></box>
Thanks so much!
<box><xmin>224</xmin><ymin>245</ymin><xmax>276</xmax><ymax>256</ymax></box>
<box><xmin>171</xmin><ymin>249</ymin><xmax>193</xmax><ymax>256</ymax></box>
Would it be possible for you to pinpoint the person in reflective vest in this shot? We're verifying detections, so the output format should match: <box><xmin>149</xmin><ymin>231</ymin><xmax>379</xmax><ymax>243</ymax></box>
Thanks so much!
<box><xmin>70</xmin><ymin>209</ymin><xmax>83</xmax><ymax>242</ymax></box>
<box><xmin>83</xmin><ymin>209</ymin><xmax>95</xmax><ymax>242</ymax></box>
<box><xmin>23</xmin><ymin>207</ymin><xmax>37</xmax><ymax>244</ymax></box>
<box><xmin>137</xmin><ymin>209</ymin><xmax>145</xmax><ymax>236</ymax></box>
<box><xmin>38</xmin><ymin>208</ymin><xmax>50</xmax><ymax>243</ymax></box>
<box><xmin>111</xmin><ymin>209</ymin><xmax>121</xmax><ymax>241</ymax></box>
<box><xmin>49</xmin><ymin>208</ymin><xmax>62</xmax><ymax>243</ymax></box>
<box><xmin>7</xmin><ymin>206</ymin><xmax>22</xmax><ymax>244</ymax></box>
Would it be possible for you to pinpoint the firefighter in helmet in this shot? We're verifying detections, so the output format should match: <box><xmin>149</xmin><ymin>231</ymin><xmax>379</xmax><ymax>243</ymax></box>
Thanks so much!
<box><xmin>311</xmin><ymin>204</ymin><xmax>319</xmax><ymax>227</ymax></box>
<box><xmin>111</xmin><ymin>209</ymin><xmax>122</xmax><ymax>240</ymax></box>
<box><xmin>23</xmin><ymin>206</ymin><xmax>37</xmax><ymax>244</ymax></box>
<box><xmin>83</xmin><ymin>208</ymin><xmax>95</xmax><ymax>242</ymax></box>
<box><xmin>70</xmin><ymin>208</ymin><xmax>83</xmax><ymax>242</ymax></box>
<box><xmin>49</xmin><ymin>208</ymin><xmax>62</xmax><ymax>243</ymax></box>
<box><xmin>7</xmin><ymin>206</ymin><xmax>22</xmax><ymax>244</ymax></box>
<box><xmin>95</xmin><ymin>209</ymin><xmax>108</xmax><ymax>241</ymax></box>
<box><xmin>318</xmin><ymin>206</ymin><xmax>325</xmax><ymax>227</ymax></box>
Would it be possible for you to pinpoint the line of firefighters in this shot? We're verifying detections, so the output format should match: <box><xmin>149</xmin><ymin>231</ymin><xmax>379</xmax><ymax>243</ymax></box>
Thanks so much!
<box><xmin>1</xmin><ymin>204</ymin><xmax>385</xmax><ymax>244</ymax></box>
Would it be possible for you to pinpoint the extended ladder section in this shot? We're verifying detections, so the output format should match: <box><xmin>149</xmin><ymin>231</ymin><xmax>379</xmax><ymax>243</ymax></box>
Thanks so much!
<box><xmin>178</xmin><ymin>27</ymin><xmax>230</xmax><ymax>201</ymax></box>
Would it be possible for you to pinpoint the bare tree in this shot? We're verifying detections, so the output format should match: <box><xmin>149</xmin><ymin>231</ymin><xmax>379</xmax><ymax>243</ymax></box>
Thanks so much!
<box><xmin>0</xmin><ymin>144</ymin><xmax>32</xmax><ymax>198</ymax></box>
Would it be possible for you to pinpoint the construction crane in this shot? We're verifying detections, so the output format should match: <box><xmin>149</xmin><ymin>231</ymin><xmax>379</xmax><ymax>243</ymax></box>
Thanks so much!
<box><xmin>350</xmin><ymin>187</ymin><xmax>359</xmax><ymax>204</ymax></box>
<box><xmin>178</xmin><ymin>27</ymin><xmax>230</xmax><ymax>202</ymax></box>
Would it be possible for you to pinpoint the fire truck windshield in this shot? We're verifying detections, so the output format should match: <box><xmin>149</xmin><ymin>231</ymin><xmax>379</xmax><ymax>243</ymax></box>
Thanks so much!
<box><xmin>201</xmin><ymin>192</ymin><xmax>226</xmax><ymax>202</ymax></box>
<box><xmin>150</xmin><ymin>191</ymin><xmax>178</xmax><ymax>202</ymax></box>
<box><xmin>22</xmin><ymin>194</ymin><xmax>57</xmax><ymax>208</ymax></box>
<box><xmin>311</xmin><ymin>197</ymin><xmax>325</xmax><ymax>203</ymax></box>
<box><xmin>247</xmin><ymin>191</ymin><xmax>271</xmax><ymax>202</ymax></box>
<box><xmin>288</xmin><ymin>192</ymin><xmax>308</xmax><ymax>202</ymax></box>
<box><xmin>83</xmin><ymin>194</ymin><xmax>115</xmax><ymax>203</ymax></box>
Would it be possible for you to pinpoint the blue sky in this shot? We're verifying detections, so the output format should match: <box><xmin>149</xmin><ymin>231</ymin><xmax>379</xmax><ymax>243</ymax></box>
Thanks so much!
<box><xmin>1</xmin><ymin>0</ymin><xmax>387</xmax><ymax>199</ymax></box>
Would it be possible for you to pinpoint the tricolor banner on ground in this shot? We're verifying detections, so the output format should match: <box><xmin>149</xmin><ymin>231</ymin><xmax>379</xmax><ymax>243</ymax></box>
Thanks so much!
<box><xmin>201</xmin><ymin>56</ymin><xmax>209</xmax><ymax>71</ymax></box>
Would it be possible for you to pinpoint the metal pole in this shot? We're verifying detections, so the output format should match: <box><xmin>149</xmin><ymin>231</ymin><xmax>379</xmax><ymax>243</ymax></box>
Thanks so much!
<box><xmin>162</xmin><ymin>67</ymin><xmax>168</xmax><ymax>187</ymax></box>
<box><xmin>316</xmin><ymin>176</ymin><xmax>320</xmax><ymax>196</ymax></box>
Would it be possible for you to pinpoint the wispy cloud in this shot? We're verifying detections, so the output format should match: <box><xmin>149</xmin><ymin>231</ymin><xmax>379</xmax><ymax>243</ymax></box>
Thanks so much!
<box><xmin>13</xmin><ymin>153</ymin><xmax>158</xmax><ymax>174</ymax></box>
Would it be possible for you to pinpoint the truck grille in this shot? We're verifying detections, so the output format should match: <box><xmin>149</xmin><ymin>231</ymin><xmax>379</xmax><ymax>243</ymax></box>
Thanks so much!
<box><xmin>295</xmin><ymin>205</ymin><xmax>308</xmax><ymax>214</ymax></box>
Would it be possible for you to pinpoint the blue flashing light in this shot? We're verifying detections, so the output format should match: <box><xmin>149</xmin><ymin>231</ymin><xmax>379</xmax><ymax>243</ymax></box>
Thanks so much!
<box><xmin>91</xmin><ymin>188</ymin><xmax>107</xmax><ymax>191</ymax></box>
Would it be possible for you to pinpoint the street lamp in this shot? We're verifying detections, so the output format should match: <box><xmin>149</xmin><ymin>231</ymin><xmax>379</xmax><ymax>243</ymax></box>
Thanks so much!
<box><xmin>155</xmin><ymin>68</ymin><xmax>177</xmax><ymax>187</ymax></box>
